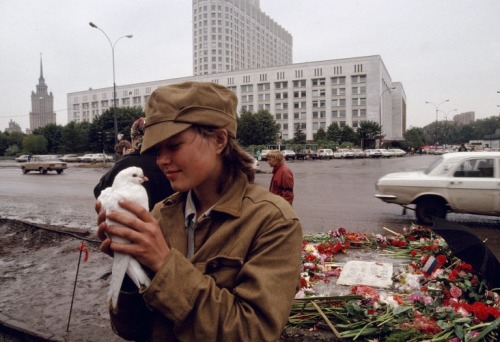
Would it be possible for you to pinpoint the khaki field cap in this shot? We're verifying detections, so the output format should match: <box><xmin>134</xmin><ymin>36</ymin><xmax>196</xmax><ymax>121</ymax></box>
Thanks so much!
<box><xmin>141</xmin><ymin>81</ymin><xmax>238</xmax><ymax>153</ymax></box>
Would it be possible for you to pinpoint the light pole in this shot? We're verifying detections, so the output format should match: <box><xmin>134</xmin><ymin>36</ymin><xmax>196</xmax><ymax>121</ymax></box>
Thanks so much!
<box><xmin>89</xmin><ymin>22</ymin><xmax>133</xmax><ymax>146</ymax></box>
<box><xmin>425</xmin><ymin>99</ymin><xmax>449</xmax><ymax>150</ymax></box>
<box><xmin>440</xmin><ymin>108</ymin><xmax>457</xmax><ymax>147</ymax></box>
<box><xmin>378</xmin><ymin>85</ymin><xmax>395</xmax><ymax>148</ymax></box>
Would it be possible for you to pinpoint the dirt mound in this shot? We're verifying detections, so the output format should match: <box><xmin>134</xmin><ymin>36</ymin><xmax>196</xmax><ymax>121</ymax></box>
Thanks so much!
<box><xmin>0</xmin><ymin>219</ymin><xmax>124</xmax><ymax>341</ymax></box>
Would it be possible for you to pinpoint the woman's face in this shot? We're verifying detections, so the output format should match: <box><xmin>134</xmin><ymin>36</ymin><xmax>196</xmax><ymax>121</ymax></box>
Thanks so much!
<box><xmin>155</xmin><ymin>128</ymin><xmax>224</xmax><ymax>193</ymax></box>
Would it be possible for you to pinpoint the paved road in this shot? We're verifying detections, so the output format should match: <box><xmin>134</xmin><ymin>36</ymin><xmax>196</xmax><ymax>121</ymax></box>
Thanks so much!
<box><xmin>1</xmin><ymin>155</ymin><xmax>499</xmax><ymax>256</ymax></box>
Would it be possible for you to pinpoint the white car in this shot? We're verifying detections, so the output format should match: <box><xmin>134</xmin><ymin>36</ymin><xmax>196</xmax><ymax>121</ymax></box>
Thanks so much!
<box><xmin>281</xmin><ymin>150</ymin><xmax>296</xmax><ymax>160</ymax></box>
<box><xmin>259</xmin><ymin>149</ymin><xmax>272</xmax><ymax>161</ymax></box>
<box><xmin>375</xmin><ymin>152</ymin><xmax>500</xmax><ymax>225</ymax></box>
<box><xmin>377</xmin><ymin>149</ymin><xmax>394</xmax><ymax>158</ymax></box>
<box><xmin>317</xmin><ymin>149</ymin><xmax>334</xmax><ymax>159</ymax></box>
<box><xmin>77</xmin><ymin>153</ymin><xmax>114</xmax><ymax>163</ymax></box>
<box><xmin>388</xmin><ymin>148</ymin><xmax>407</xmax><ymax>157</ymax></box>
<box><xmin>352</xmin><ymin>149</ymin><xmax>367</xmax><ymax>158</ymax></box>
<box><xmin>365</xmin><ymin>149</ymin><xmax>383</xmax><ymax>158</ymax></box>
<box><xmin>338</xmin><ymin>149</ymin><xmax>355</xmax><ymax>159</ymax></box>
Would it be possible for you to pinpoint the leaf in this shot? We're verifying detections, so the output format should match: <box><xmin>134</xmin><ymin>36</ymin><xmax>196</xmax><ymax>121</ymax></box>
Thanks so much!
<box><xmin>392</xmin><ymin>305</ymin><xmax>412</xmax><ymax>316</ymax></box>
<box><xmin>471</xmin><ymin>317</ymin><xmax>500</xmax><ymax>342</ymax></box>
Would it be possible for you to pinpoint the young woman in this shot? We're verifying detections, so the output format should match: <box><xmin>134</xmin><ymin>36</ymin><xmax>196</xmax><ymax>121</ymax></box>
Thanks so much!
<box><xmin>96</xmin><ymin>81</ymin><xmax>303</xmax><ymax>341</ymax></box>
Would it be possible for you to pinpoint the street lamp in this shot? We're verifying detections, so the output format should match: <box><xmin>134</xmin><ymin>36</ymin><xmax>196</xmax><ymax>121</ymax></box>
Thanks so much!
<box><xmin>378</xmin><ymin>85</ymin><xmax>396</xmax><ymax>148</ymax></box>
<box><xmin>425</xmin><ymin>99</ymin><xmax>449</xmax><ymax>149</ymax></box>
<box><xmin>440</xmin><ymin>108</ymin><xmax>457</xmax><ymax>147</ymax></box>
<box><xmin>89</xmin><ymin>22</ymin><xmax>133</xmax><ymax>146</ymax></box>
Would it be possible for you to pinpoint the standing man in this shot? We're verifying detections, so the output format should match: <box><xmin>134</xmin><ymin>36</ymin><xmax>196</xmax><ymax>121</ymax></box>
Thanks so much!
<box><xmin>267</xmin><ymin>149</ymin><xmax>294</xmax><ymax>205</ymax></box>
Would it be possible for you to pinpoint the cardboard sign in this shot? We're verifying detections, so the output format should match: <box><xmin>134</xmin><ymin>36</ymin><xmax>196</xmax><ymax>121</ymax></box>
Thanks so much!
<box><xmin>336</xmin><ymin>261</ymin><xmax>393</xmax><ymax>288</ymax></box>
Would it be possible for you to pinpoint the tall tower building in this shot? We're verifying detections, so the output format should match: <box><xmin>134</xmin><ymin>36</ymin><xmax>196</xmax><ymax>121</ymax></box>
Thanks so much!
<box><xmin>30</xmin><ymin>56</ymin><xmax>56</xmax><ymax>130</ymax></box>
<box><xmin>193</xmin><ymin>0</ymin><xmax>293</xmax><ymax>76</ymax></box>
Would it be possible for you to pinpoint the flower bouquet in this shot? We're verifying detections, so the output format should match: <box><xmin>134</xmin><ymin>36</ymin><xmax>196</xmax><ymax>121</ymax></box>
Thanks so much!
<box><xmin>288</xmin><ymin>225</ymin><xmax>500</xmax><ymax>341</ymax></box>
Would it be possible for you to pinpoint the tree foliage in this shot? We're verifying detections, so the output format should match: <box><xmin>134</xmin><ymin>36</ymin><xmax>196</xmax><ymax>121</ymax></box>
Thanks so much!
<box><xmin>236</xmin><ymin>110</ymin><xmax>279</xmax><ymax>146</ymax></box>
<box><xmin>293</xmin><ymin>126</ymin><xmax>306</xmax><ymax>144</ymax></box>
<box><xmin>23</xmin><ymin>135</ymin><xmax>48</xmax><ymax>154</ymax></box>
<box><xmin>2</xmin><ymin>112</ymin><xmax>500</xmax><ymax>156</ymax></box>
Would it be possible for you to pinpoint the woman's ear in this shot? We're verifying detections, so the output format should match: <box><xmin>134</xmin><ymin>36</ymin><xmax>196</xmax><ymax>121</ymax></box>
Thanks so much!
<box><xmin>214</xmin><ymin>129</ymin><xmax>228</xmax><ymax>154</ymax></box>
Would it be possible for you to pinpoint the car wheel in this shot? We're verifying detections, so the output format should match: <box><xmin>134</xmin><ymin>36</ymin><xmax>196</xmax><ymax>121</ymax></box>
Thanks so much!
<box><xmin>57</xmin><ymin>170</ymin><xmax>63</xmax><ymax>174</ymax></box>
<box><xmin>415</xmin><ymin>197</ymin><xmax>447</xmax><ymax>226</ymax></box>
<box><xmin>22</xmin><ymin>167</ymin><xmax>28</xmax><ymax>174</ymax></box>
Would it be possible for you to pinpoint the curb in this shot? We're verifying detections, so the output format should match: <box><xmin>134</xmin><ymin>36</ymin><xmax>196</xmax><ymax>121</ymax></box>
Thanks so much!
<box><xmin>0</xmin><ymin>312</ymin><xmax>63</xmax><ymax>342</ymax></box>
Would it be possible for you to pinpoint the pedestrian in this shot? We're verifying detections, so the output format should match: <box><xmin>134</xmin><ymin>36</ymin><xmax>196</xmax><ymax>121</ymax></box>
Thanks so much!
<box><xmin>458</xmin><ymin>143</ymin><xmax>468</xmax><ymax>152</ymax></box>
<box><xmin>95</xmin><ymin>81</ymin><xmax>303</xmax><ymax>341</ymax></box>
<box><xmin>267</xmin><ymin>149</ymin><xmax>295</xmax><ymax>205</ymax></box>
<box><xmin>93</xmin><ymin>117</ymin><xmax>174</xmax><ymax>211</ymax></box>
<box><xmin>114</xmin><ymin>139</ymin><xmax>132</xmax><ymax>158</ymax></box>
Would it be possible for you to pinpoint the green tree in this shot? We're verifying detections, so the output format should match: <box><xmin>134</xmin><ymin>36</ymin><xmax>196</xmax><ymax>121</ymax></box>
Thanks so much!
<box><xmin>22</xmin><ymin>135</ymin><xmax>48</xmax><ymax>154</ymax></box>
<box><xmin>89</xmin><ymin>107</ymin><xmax>144</xmax><ymax>153</ymax></box>
<box><xmin>326</xmin><ymin>122</ymin><xmax>341</xmax><ymax>143</ymax></box>
<box><xmin>403</xmin><ymin>126</ymin><xmax>427</xmax><ymax>149</ymax></box>
<box><xmin>293</xmin><ymin>126</ymin><xmax>306</xmax><ymax>144</ymax></box>
<box><xmin>60</xmin><ymin>121</ymin><xmax>91</xmax><ymax>153</ymax></box>
<box><xmin>237</xmin><ymin>110</ymin><xmax>279</xmax><ymax>146</ymax></box>
<box><xmin>33</xmin><ymin>124</ymin><xmax>63</xmax><ymax>153</ymax></box>
<box><xmin>340</xmin><ymin>125</ymin><xmax>357</xmax><ymax>145</ymax></box>
<box><xmin>357</xmin><ymin>121</ymin><xmax>381</xmax><ymax>148</ymax></box>
<box><xmin>314</xmin><ymin>127</ymin><xmax>327</xmax><ymax>142</ymax></box>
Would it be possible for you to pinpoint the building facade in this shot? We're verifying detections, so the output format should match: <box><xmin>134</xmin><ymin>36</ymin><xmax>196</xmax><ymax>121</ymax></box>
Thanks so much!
<box><xmin>192</xmin><ymin>0</ymin><xmax>292</xmax><ymax>76</ymax></box>
<box><xmin>453</xmin><ymin>111</ymin><xmax>475</xmax><ymax>125</ymax></box>
<box><xmin>67</xmin><ymin>55</ymin><xmax>406</xmax><ymax>141</ymax></box>
<box><xmin>30</xmin><ymin>57</ymin><xmax>56</xmax><ymax>131</ymax></box>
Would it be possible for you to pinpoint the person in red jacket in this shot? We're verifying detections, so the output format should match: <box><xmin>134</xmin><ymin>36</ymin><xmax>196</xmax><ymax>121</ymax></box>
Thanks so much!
<box><xmin>267</xmin><ymin>149</ymin><xmax>294</xmax><ymax>205</ymax></box>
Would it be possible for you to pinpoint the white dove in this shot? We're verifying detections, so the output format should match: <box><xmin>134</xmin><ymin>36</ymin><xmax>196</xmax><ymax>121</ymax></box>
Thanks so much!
<box><xmin>98</xmin><ymin>166</ymin><xmax>152</xmax><ymax>310</ymax></box>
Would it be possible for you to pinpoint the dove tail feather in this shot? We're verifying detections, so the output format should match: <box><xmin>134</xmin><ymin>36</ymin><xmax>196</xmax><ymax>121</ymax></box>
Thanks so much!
<box><xmin>126</xmin><ymin>258</ymin><xmax>152</xmax><ymax>289</ymax></box>
<box><xmin>108</xmin><ymin>252</ymin><xmax>129</xmax><ymax>310</ymax></box>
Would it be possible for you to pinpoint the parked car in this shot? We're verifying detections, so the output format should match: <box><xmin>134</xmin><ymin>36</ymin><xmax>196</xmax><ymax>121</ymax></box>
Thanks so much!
<box><xmin>246</xmin><ymin>153</ymin><xmax>260</xmax><ymax>172</ymax></box>
<box><xmin>377</xmin><ymin>149</ymin><xmax>394</xmax><ymax>158</ymax></box>
<box><xmin>333</xmin><ymin>150</ymin><xmax>343</xmax><ymax>159</ymax></box>
<box><xmin>259</xmin><ymin>149</ymin><xmax>272</xmax><ymax>161</ymax></box>
<box><xmin>365</xmin><ymin>149</ymin><xmax>383</xmax><ymax>158</ymax></box>
<box><xmin>352</xmin><ymin>149</ymin><xmax>367</xmax><ymax>158</ymax></box>
<box><xmin>375</xmin><ymin>152</ymin><xmax>500</xmax><ymax>225</ymax></box>
<box><xmin>15</xmin><ymin>155</ymin><xmax>30</xmax><ymax>163</ymax></box>
<box><xmin>295</xmin><ymin>149</ymin><xmax>318</xmax><ymax>160</ymax></box>
<box><xmin>317</xmin><ymin>149</ymin><xmax>334</xmax><ymax>159</ymax></box>
<box><xmin>59</xmin><ymin>154</ymin><xmax>80</xmax><ymax>162</ymax></box>
<box><xmin>77</xmin><ymin>153</ymin><xmax>114</xmax><ymax>163</ymax></box>
<box><xmin>21</xmin><ymin>155</ymin><xmax>67</xmax><ymax>174</ymax></box>
<box><xmin>281</xmin><ymin>150</ymin><xmax>296</xmax><ymax>160</ymax></box>
<box><xmin>339</xmin><ymin>149</ymin><xmax>356</xmax><ymax>159</ymax></box>
<box><xmin>388</xmin><ymin>148</ymin><xmax>407</xmax><ymax>157</ymax></box>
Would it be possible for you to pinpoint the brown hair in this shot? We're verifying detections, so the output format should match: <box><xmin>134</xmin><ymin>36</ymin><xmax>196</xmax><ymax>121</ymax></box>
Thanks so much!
<box><xmin>194</xmin><ymin>126</ymin><xmax>255</xmax><ymax>194</ymax></box>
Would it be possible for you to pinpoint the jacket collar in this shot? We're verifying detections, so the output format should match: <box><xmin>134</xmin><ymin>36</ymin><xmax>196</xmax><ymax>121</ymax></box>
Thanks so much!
<box><xmin>162</xmin><ymin>172</ymin><xmax>248</xmax><ymax>219</ymax></box>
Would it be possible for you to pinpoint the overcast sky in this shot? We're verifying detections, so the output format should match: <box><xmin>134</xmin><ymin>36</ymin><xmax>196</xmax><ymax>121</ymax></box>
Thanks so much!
<box><xmin>1</xmin><ymin>0</ymin><xmax>499</xmax><ymax>133</ymax></box>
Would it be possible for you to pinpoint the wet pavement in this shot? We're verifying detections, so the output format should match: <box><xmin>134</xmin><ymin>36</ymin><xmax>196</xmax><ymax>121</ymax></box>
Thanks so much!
<box><xmin>1</xmin><ymin>156</ymin><xmax>499</xmax><ymax>256</ymax></box>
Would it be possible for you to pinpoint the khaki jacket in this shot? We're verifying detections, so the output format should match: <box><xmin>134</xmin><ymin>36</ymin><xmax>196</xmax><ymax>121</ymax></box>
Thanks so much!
<box><xmin>110</xmin><ymin>173</ymin><xmax>303</xmax><ymax>341</ymax></box>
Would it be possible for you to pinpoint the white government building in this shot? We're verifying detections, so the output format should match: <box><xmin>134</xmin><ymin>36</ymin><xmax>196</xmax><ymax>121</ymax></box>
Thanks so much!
<box><xmin>67</xmin><ymin>0</ymin><xmax>406</xmax><ymax>142</ymax></box>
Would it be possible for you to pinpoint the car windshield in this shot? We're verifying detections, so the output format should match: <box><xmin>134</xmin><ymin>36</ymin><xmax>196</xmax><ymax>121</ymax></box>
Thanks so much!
<box><xmin>424</xmin><ymin>156</ymin><xmax>444</xmax><ymax>174</ymax></box>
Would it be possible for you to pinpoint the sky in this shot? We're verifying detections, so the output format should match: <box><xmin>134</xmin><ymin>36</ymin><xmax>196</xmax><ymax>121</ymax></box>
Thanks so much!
<box><xmin>1</xmin><ymin>0</ymin><xmax>499</xmax><ymax>133</ymax></box>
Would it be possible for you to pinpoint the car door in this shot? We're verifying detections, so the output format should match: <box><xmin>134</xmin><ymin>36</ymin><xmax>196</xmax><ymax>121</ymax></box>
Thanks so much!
<box><xmin>447</xmin><ymin>157</ymin><xmax>498</xmax><ymax>214</ymax></box>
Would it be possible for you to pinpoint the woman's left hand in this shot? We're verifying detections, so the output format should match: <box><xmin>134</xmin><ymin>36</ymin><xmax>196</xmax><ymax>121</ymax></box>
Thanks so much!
<box><xmin>103</xmin><ymin>199</ymin><xmax>171</xmax><ymax>273</ymax></box>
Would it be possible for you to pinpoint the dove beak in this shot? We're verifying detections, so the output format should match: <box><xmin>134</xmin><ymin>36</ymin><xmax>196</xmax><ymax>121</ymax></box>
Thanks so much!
<box><xmin>142</xmin><ymin>176</ymin><xmax>149</xmax><ymax>183</ymax></box>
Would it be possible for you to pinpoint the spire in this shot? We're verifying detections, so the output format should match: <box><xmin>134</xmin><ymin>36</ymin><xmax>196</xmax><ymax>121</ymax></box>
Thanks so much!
<box><xmin>39</xmin><ymin>53</ymin><xmax>45</xmax><ymax>84</ymax></box>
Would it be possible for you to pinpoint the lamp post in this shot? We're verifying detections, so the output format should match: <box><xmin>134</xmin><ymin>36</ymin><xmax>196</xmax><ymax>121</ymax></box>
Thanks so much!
<box><xmin>378</xmin><ymin>85</ymin><xmax>395</xmax><ymax>148</ymax></box>
<box><xmin>89</xmin><ymin>22</ymin><xmax>133</xmax><ymax>146</ymax></box>
<box><xmin>440</xmin><ymin>108</ymin><xmax>457</xmax><ymax>147</ymax></box>
<box><xmin>425</xmin><ymin>99</ymin><xmax>449</xmax><ymax>150</ymax></box>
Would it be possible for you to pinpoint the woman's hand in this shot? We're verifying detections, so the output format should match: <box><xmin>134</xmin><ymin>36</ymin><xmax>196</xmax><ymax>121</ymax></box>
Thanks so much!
<box><xmin>95</xmin><ymin>199</ymin><xmax>171</xmax><ymax>273</ymax></box>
